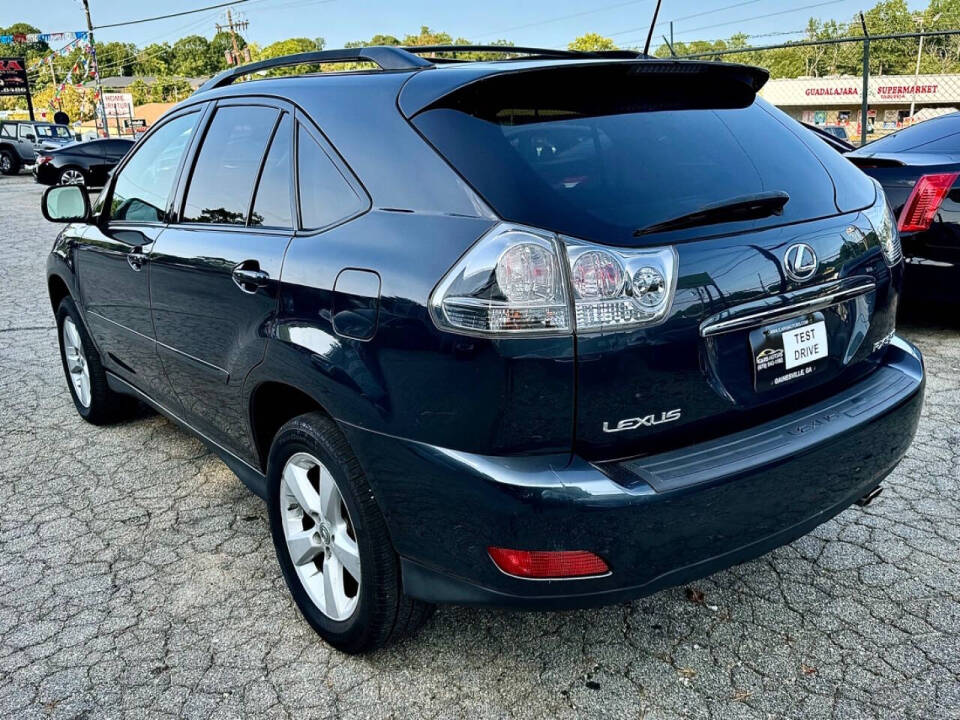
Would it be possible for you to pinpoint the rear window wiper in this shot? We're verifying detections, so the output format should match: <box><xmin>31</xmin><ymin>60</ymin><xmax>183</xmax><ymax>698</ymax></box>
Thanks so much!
<box><xmin>633</xmin><ymin>190</ymin><xmax>790</xmax><ymax>236</ymax></box>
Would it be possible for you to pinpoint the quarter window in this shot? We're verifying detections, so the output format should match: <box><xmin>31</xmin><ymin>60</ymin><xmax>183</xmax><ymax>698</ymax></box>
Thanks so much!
<box><xmin>183</xmin><ymin>105</ymin><xmax>278</xmax><ymax>225</ymax></box>
<box><xmin>109</xmin><ymin>112</ymin><xmax>199</xmax><ymax>223</ymax></box>
<box><xmin>297</xmin><ymin>124</ymin><xmax>363</xmax><ymax>230</ymax></box>
<box><xmin>250</xmin><ymin>114</ymin><xmax>293</xmax><ymax>229</ymax></box>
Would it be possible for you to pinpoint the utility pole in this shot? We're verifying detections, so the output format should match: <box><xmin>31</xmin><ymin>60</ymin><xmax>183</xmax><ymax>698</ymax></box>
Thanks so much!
<box><xmin>860</xmin><ymin>12</ymin><xmax>870</xmax><ymax>146</ymax></box>
<box><xmin>47</xmin><ymin>57</ymin><xmax>62</xmax><ymax>111</ymax></box>
<box><xmin>910</xmin><ymin>13</ymin><xmax>941</xmax><ymax>121</ymax></box>
<box><xmin>216</xmin><ymin>9</ymin><xmax>249</xmax><ymax>66</ymax></box>
<box><xmin>80</xmin><ymin>0</ymin><xmax>108</xmax><ymax>137</ymax></box>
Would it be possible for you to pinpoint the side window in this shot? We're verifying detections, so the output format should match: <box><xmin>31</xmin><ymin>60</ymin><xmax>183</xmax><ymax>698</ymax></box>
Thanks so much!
<box><xmin>0</xmin><ymin>124</ymin><xmax>13</xmax><ymax>139</ymax></box>
<box><xmin>183</xmin><ymin>105</ymin><xmax>278</xmax><ymax>225</ymax></box>
<box><xmin>250</xmin><ymin>114</ymin><xmax>293</xmax><ymax>229</ymax></box>
<box><xmin>110</xmin><ymin>112</ymin><xmax>199</xmax><ymax>223</ymax></box>
<box><xmin>297</xmin><ymin>124</ymin><xmax>364</xmax><ymax>230</ymax></box>
<box><xmin>19</xmin><ymin>124</ymin><xmax>34</xmax><ymax>140</ymax></box>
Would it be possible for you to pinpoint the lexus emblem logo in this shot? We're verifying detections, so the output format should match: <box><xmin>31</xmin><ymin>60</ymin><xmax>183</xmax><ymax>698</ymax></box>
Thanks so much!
<box><xmin>783</xmin><ymin>243</ymin><xmax>818</xmax><ymax>281</ymax></box>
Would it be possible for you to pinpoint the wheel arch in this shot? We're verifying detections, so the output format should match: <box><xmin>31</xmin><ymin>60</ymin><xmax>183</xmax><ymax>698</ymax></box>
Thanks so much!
<box><xmin>248</xmin><ymin>380</ymin><xmax>337</xmax><ymax>472</ymax></box>
<box><xmin>48</xmin><ymin>273</ymin><xmax>71</xmax><ymax>313</ymax></box>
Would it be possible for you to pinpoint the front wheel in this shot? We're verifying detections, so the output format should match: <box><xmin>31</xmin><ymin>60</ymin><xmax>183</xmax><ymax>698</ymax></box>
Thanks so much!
<box><xmin>0</xmin><ymin>149</ymin><xmax>20</xmax><ymax>175</ymax></box>
<box><xmin>267</xmin><ymin>412</ymin><xmax>434</xmax><ymax>653</ymax></box>
<box><xmin>56</xmin><ymin>296</ymin><xmax>137</xmax><ymax>424</ymax></box>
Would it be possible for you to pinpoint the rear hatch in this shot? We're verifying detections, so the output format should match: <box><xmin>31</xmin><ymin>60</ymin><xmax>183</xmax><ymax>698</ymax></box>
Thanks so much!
<box><xmin>408</xmin><ymin>61</ymin><xmax>898</xmax><ymax>461</ymax></box>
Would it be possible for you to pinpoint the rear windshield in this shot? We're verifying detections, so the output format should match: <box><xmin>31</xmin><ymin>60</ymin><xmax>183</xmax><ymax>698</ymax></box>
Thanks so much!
<box><xmin>36</xmin><ymin>124</ymin><xmax>72</xmax><ymax>139</ymax></box>
<box><xmin>413</xmin><ymin>65</ymin><xmax>854</xmax><ymax>245</ymax></box>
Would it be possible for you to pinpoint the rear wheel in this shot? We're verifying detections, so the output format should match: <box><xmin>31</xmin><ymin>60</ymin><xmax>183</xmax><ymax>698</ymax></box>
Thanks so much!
<box><xmin>56</xmin><ymin>297</ymin><xmax>137</xmax><ymax>424</ymax></box>
<box><xmin>0</xmin><ymin>149</ymin><xmax>19</xmax><ymax>175</ymax></box>
<box><xmin>58</xmin><ymin>167</ymin><xmax>86</xmax><ymax>186</ymax></box>
<box><xmin>267</xmin><ymin>412</ymin><xmax>434</xmax><ymax>653</ymax></box>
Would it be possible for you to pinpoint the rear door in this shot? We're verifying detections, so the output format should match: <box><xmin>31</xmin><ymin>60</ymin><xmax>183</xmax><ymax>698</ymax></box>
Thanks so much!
<box><xmin>150</xmin><ymin>99</ymin><xmax>295</xmax><ymax>459</ymax></box>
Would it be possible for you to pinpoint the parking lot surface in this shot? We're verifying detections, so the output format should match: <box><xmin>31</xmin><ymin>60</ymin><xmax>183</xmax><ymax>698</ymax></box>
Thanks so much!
<box><xmin>1</xmin><ymin>172</ymin><xmax>958</xmax><ymax>719</ymax></box>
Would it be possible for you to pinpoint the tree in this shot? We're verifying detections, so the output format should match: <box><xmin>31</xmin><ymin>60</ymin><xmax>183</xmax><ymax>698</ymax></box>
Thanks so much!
<box><xmin>94</xmin><ymin>42</ymin><xmax>138</xmax><ymax>77</ymax></box>
<box><xmin>171</xmin><ymin>35</ymin><xmax>218</xmax><ymax>77</ymax></box>
<box><xmin>255</xmin><ymin>38</ymin><xmax>324</xmax><ymax>75</ymax></box>
<box><xmin>569</xmin><ymin>33</ymin><xmax>618</xmax><ymax>52</ymax></box>
<box><xmin>134</xmin><ymin>43</ymin><xmax>174</xmax><ymax>76</ymax></box>
<box><xmin>0</xmin><ymin>23</ymin><xmax>48</xmax><ymax>57</ymax></box>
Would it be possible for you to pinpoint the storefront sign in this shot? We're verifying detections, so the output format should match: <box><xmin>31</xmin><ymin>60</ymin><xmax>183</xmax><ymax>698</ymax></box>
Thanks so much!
<box><xmin>103</xmin><ymin>92</ymin><xmax>134</xmax><ymax>118</ymax></box>
<box><xmin>0</xmin><ymin>57</ymin><xmax>28</xmax><ymax>96</ymax></box>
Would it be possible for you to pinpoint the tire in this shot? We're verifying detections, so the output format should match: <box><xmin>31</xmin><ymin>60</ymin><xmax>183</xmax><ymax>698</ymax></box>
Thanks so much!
<box><xmin>0</xmin><ymin>149</ymin><xmax>20</xmax><ymax>176</ymax></box>
<box><xmin>56</xmin><ymin>296</ymin><xmax>137</xmax><ymax>424</ymax></box>
<box><xmin>58</xmin><ymin>166</ymin><xmax>86</xmax><ymax>186</ymax></box>
<box><xmin>267</xmin><ymin>411</ymin><xmax>434</xmax><ymax>653</ymax></box>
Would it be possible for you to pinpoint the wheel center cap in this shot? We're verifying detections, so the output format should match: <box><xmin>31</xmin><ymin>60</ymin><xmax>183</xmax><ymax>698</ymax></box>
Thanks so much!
<box><xmin>317</xmin><ymin>523</ymin><xmax>332</xmax><ymax>546</ymax></box>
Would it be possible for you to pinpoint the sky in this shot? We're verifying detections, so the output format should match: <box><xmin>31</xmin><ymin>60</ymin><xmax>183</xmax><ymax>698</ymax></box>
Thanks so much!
<box><xmin>1</xmin><ymin>0</ymin><xmax>930</xmax><ymax>53</ymax></box>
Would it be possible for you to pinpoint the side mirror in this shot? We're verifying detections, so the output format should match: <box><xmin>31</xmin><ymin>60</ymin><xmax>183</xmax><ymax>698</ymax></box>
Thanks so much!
<box><xmin>24</xmin><ymin>133</ymin><xmax>35</xmax><ymax>142</ymax></box>
<box><xmin>41</xmin><ymin>185</ymin><xmax>91</xmax><ymax>224</ymax></box>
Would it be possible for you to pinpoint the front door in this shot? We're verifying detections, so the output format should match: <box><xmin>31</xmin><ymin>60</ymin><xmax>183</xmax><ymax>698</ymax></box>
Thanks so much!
<box><xmin>150</xmin><ymin>101</ymin><xmax>295</xmax><ymax>460</ymax></box>
<box><xmin>75</xmin><ymin>109</ymin><xmax>203</xmax><ymax>404</ymax></box>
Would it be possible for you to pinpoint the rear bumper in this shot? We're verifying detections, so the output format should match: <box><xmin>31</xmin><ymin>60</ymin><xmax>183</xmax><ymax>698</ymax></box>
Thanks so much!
<box><xmin>33</xmin><ymin>163</ymin><xmax>57</xmax><ymax>185</ymax></box>
<box><xmin>341</xmin><ymin>336</ymin><xmax>924</xmax><ymax>609</ymax></box>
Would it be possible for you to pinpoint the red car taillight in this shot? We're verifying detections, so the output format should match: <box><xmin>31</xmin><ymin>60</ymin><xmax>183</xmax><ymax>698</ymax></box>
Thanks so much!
<box><xmin>897</xmin><ymin>172</ymin><xmax>959</xmax><ymax>233</ymax></box>
<box><xmin>36</xmin><ymin>155</ymin><xmax>53</xmax><ymax>165</ymax></box>
<box><xmin>488</xmin><ymin>547</ymin><xmax>609</xmax><ymax>579</ymax></box>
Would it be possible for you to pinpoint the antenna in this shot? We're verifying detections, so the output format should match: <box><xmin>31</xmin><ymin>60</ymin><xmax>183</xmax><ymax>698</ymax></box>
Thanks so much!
<box><xmin>643</xmin><ymin>0</ymin><xmax>664</xmax><ymax>56</ymax></box>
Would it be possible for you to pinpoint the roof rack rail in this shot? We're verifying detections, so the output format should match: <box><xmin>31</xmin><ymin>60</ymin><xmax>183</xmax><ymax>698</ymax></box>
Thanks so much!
<box><xmin>401</xmin><ymin>45</ymin><xmax>647</xmax><ymax>60</ymax></box>
<box><xmin>195</xmin><ymin>46</ymin><xmax>433</xmax><ymax>94</ymax></box>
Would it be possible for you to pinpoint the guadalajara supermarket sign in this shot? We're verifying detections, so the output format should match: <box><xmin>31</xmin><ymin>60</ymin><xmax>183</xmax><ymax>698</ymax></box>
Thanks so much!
<box><xmin>761</xmin><ymin>73</ymin><xmax>956</xmax><ymax>106</ymax></box>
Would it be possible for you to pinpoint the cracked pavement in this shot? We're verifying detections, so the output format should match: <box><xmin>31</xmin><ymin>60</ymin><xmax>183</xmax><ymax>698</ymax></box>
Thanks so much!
<box><xmin>1</xmin><ymin>172</ymin><xmax>959</xmax><ymax>719</ymax></box>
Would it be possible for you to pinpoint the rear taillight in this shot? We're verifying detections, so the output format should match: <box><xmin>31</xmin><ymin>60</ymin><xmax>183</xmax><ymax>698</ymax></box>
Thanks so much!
<box><xmin>36</xmin><ymin>155</ymin><xmax>53</xmax><ymax>165</ymax></box>
<box><xmin>429</xmin><ymin>222</ymin><xmax>677</xmax><ymax>337</ymax></box>
<box><xmin>865</xmin><ymin>183</ymin><xmax>902</xmax><ymax>267</ymax></box>
<box><xmin>488</xmin><ymin>547</ymin><xmax>609</xmax><ymax>579</ymax></box>
<box><xmin>897</xmin><ymin>172</ymin><xmax>959</xmax><ymax>233</ymax></box>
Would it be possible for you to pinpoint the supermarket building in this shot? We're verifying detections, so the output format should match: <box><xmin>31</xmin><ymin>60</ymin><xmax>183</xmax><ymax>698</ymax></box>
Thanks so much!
<box><xmin>759</xmin><ymin>72</ymin><xmax>960</xmax><ymax>135</ymax></box>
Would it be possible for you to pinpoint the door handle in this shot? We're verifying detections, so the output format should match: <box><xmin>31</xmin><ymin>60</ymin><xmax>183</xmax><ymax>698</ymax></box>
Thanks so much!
<box><xmin>232</xmin><ymin>263</ymin><xmax>270</xmax><ymax>293</ymax></box>
<box><xmin>126</xmin><ymin>252</ymin><xmax>145</xmax><ymax>271</ymax></box>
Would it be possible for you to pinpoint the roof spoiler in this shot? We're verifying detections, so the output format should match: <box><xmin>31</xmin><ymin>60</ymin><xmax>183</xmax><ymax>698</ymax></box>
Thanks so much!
<box><xmin>398</xmin><ymin>59</ymin><xmax>770</xmax><ymax>117</ymax></box>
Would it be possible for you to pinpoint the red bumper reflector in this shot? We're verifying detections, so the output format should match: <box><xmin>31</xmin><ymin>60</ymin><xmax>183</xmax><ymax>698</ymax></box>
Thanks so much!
<box><xmin>897</xmin><ymin>171</ymin><xmax>959</xmax><ymax>233</ymax></box>
<box><xmin>488</xmin><ymin>547</ymin><xmax>609</xmax><ymax>579</ymax></box>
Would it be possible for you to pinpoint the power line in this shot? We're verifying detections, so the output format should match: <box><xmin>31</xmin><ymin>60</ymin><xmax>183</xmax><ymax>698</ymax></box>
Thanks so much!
<box><xmin>671</xmin><ymin>0</ymin><xmax>856</xmax><ymax>38</ymax></box>
<box><xmin>94</xmin><ymin>0</ymin><xmax>248</xmax><ymax>30</ymax></box>
<box><xmin>473</xmin><ymin>0</ymin><xmax>653</xmax><ymax>40</ymax></box>
<box><xmin>603</xmin><ymin>0</ymin><xmax>765</xmax><ymax>40</ymax></box>
<box><xmin>617</xmin><ymin>0</ymin><xmax>856</xmax><ymax>47</ymax></box>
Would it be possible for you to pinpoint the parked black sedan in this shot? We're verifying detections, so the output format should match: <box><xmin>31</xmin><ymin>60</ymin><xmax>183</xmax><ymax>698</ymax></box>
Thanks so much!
<box><xmin>34</xmin><ymin>138</ymin><xmax>134</xmax><ymax>188</ymax></box>
<box><xmin>844</xmin><ymin>113</ymin><xmax>960</xmax><ymax>267</ymax></box>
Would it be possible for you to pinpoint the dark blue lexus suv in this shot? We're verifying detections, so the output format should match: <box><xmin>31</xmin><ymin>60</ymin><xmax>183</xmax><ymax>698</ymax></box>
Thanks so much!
<box><xmin>42</xmin><ymin>46</ymin><xmax>925</xmax><ymax>653</ymax></box>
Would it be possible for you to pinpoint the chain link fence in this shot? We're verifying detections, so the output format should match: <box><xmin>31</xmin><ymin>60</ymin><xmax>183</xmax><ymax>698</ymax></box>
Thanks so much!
<box><xmin>679</xmin><ymin>29</ymin><xmax>960</xmax><ymax>146</ymax></box>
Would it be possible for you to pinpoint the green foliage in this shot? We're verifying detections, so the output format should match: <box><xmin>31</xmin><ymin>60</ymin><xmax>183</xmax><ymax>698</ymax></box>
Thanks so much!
<box><xmin>568</xmin><ymin>33</ymin><xmax>618</xmax><ymax>52</ymax></box>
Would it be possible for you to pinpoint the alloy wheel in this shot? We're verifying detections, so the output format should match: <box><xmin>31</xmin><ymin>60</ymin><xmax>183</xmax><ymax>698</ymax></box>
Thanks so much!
<box><xmin>0</xmin><ymin>154</ymin><xmax>11</xmax><ymax>172</ymax></box>
<box><xmin>60</xmin><ymin>169</ymin><xmax>84</xmax><ymax>185</ymax></box>
<box><xmin>280</xmin><ymin>452</ymin><xmax>361</xmax><ymax>621</ymax></box>
<box><xmin>62</xmin><ymin>317</ymin><xmax>91</xmax><ymax>407</ymax></box>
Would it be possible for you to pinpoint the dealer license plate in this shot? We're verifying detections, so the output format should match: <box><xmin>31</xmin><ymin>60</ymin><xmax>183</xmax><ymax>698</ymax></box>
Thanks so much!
<box><xmin>750</xmin><ymin>312</ymin><xmax>829</xmax><ymax>391</ymax></box>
